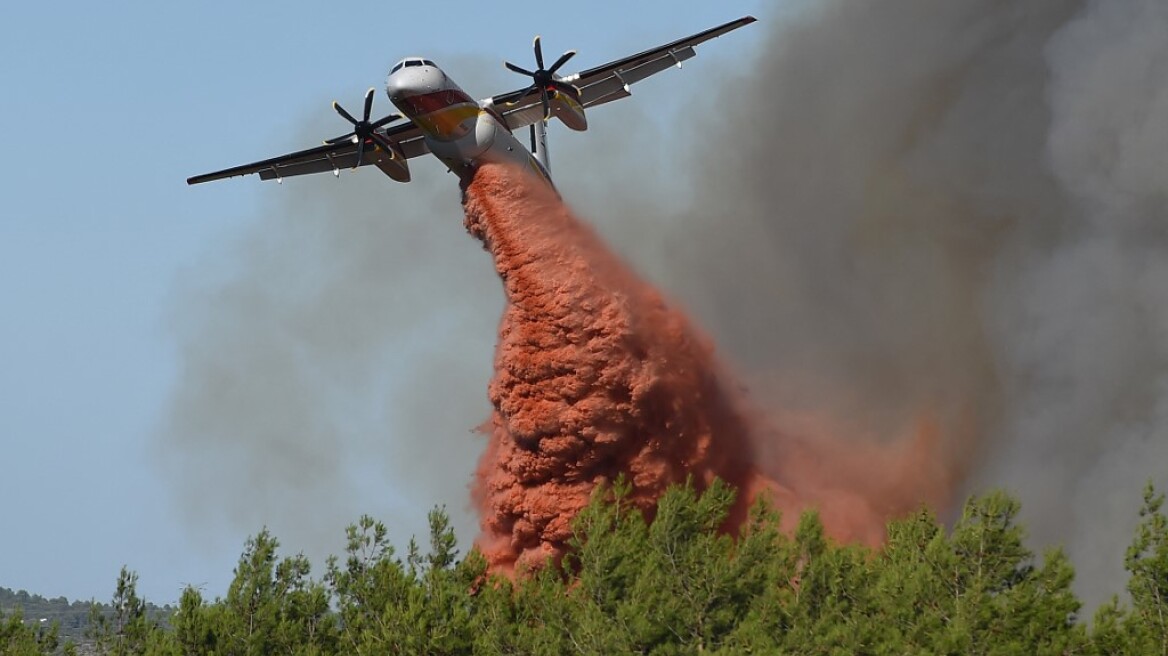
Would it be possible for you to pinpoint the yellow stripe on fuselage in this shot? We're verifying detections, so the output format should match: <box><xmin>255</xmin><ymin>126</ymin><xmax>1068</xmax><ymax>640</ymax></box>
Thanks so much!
<box><xmin>414</xmin><ymin>104</ymin><xmax>481</xmax><ymax>141</ymax></box>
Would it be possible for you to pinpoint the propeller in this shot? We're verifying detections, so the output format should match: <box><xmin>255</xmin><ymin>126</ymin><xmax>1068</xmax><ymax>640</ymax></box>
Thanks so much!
<box><xmin>327</xmin><ymin>88</ymin><xmax>403</xmax><ymax>167</ymax></box>
<box><xmin>504</xmin><ymin>36</ymin><xmax>580</xmax><ymax>121</ymax></box>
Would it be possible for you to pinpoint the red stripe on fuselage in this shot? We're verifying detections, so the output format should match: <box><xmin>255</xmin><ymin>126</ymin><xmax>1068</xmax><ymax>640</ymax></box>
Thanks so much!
<box><xmin>398</xmin><ymin>89</ymin><xmax>476</xmax><ymax>117</ymax></box>
<box><xmin>397</xmin><ymin>88</ymin><xmax>512</xmax><ymax>134</ymax></box>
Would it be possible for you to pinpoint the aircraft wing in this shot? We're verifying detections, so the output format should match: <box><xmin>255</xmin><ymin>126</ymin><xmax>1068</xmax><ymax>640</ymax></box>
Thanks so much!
<box><xmin>187</xmin><ymin>120</ymin><xmax>428</xmax><ymax>185</ymax></box>
<box><xmin>489</xmin><ymin>15</ymin><xmax>756</xmax><ymax>131</ymax></box>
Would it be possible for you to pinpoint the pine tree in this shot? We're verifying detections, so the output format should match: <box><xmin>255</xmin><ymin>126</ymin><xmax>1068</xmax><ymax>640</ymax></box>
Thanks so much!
<box><xmin>326</xmin><ymin>509</ymin><xmax>482</xmax><ymax>655</ymax></box>
<box><xmin>1122</xmin><ymin>483</ymin><xmax>1168</xmax><ymax>655</ymax></box>
<box><xmin>1</xmin><ymin>605</ymin><xmax>60</xmax><ymax>656</ymax></box>
<box><xmin>218</xmin><ymin>529</ymin><xmax>337</xmax><ymax>655</ymax></box>
<box><xmin>86</xmin><ymin>567</ymin><xmax>175</xmax><ymax>656</ymax></box>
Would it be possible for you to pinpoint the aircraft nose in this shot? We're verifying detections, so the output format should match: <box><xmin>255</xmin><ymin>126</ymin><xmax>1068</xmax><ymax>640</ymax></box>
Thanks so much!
<box><xmin>386</xmin><ymin>67</ymin><xmax>444</xmax><ymax>102</ymax></box>
<box><xmin>384</xmin><ymin>73</ymin><xmax>407</xmax><ymax>102</ymax></box>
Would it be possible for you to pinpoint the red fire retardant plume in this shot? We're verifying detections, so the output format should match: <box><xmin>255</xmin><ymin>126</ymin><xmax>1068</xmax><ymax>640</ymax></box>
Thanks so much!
<box><xmin>463</xmin><ymin>163</ymin><xmax>782</xmax><ymax>569</ymax></box>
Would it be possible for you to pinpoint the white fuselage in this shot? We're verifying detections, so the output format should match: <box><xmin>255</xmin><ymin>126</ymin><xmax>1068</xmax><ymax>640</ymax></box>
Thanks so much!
<box><xmin>385</xmin><ymin>58</ymin><xmax>550</xmax><ymax>183</ymax></box>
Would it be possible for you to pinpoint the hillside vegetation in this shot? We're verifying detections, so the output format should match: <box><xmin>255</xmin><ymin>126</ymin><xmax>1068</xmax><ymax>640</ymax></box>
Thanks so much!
<box><xmin>0</xmin><ymin>585</ymin><xmax>171</xmax><ymax>649</ymax></box>
<box><xmin>3</xmin><ymin>480</ymin><xmax>1166</xmax><ymax>655</ymax></box>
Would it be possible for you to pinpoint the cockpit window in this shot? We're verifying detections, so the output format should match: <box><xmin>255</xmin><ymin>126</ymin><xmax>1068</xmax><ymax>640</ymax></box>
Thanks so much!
<box><xmin>393</xmin><ymin>58</ymin><xmax>433</xmax><ymax>72</ymax></box>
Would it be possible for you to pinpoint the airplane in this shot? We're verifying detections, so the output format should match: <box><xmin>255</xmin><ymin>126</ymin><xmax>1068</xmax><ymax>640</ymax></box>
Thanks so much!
<box><xmin>187</xmin><ymin>16</ymin><xmax>756</xmax><ymax>188</ymax></box>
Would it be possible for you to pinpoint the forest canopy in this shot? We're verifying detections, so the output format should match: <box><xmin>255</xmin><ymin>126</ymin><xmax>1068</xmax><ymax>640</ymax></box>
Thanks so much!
<box><xmin>3</xmin><ymin>480</ymin><xmax>1167</xmax><ymax>655</ymax></box>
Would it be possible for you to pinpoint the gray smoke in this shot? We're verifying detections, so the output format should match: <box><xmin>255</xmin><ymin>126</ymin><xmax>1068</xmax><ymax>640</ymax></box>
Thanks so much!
<box><xmin>161</xmin><ymin>68</ymin><xmax>505</xmax><ymax>562</ymax></box>
<box><xmin>559</xmin><ymin>0</ymin><xmax>1168</xmax><ymax>607</ymax></box>
<box><xmin>979</xmin><ymin>0</ymin><xmax>1168</xmax><ymax>605</ymax></box>
<box><xmin>162</xmin><ymin>1</ymin><xmax>1167</xmax><ymax>608</ymax></box>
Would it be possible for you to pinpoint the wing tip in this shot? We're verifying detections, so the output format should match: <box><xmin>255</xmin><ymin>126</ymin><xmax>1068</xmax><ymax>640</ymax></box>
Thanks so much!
<box><xmin>187</xmin><ymin>172</ymin><xmax>228</xmax><ymax>185</ymax></box>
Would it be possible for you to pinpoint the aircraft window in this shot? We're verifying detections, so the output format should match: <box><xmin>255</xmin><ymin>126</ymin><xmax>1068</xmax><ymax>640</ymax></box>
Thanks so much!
<box><xmin>422</xmin><ymin>59</ymin><xmax>436</xmax><ymax>67</ymax></box>
<box><xmin>405</xmin><ymin>60</ymin><xmax>422</xmax><ymax>67</ymax></box>
<box><xmin>391</xmin><ymin>62</ymin><xmax>404</xmax><ymax>73</ymax></box>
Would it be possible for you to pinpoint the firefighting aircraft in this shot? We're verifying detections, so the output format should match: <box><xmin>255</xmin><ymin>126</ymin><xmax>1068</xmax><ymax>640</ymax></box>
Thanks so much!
<box><xmin>187</xmin><ymin>16</ymin><xmax>755</xmax><ymax>187</ymax></box>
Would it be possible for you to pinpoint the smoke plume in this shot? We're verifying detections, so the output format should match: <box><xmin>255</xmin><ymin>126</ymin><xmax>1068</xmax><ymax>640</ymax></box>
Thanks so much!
<box><xmin>160</xmin><ymin>125</ymin><xmax>500</xmax><ymax>562</ymax></box>
<box><xmin>551</xmin><ymin>0</ymin><xmax>1168</xmax><ymax>605</ymax></box>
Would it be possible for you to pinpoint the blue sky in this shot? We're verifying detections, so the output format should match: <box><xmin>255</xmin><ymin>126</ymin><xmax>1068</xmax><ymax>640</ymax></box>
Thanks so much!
<box><xmin>0</xmin><ymin>0</ymin><xmax>766</xmax><ymax>603</ymax></box>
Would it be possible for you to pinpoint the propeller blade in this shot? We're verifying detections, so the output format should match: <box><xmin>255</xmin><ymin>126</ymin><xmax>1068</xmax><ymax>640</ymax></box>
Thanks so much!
<box><xmin>333</xmin><ymin>101</ymin><xmax>359</xmax><ymax>126</ymax></box>
<box><xmin>551</xmin><ymin>80</ymin><xmax>581</xmax><ymax>99</ymax></box>
<box><xmin>503</xmin><ymin>83</ymin><xmax>538</xmax><ymax>107</ymax></box>
<box><xmin>549</xmin><ymin>50</ymin><xmax>576</xmax><ymax>75</ymax></box>
<box><xmin>509</xmin><ymin>35</ymin><xmax>579</xmax><ymax>116</ymax></box>
<box><xmin>505</xmin><ymin>61</ymin><xmax>534</xmax><ymax>77</ymax></box>
<box><xmin>371</xmin><ymin>133</ymin><xmax>397</xmax><ymax>158</ymax></box>
<box><xmin>370</xmin><ymin>112</ymin><xmax>402</xmax><ymax>129</ymax></box>
<box><xmin>354</xmin><ymin>139</ymin><xmax>367</xmax><ymax>169</ymax></box>
<box><xmin>362</xmin><ymin>88</ymin><xmax>375</xmax><ymax>122</ymax></box>
<box><xmin>324</xmin><ymin>132</ymin><xmax>356</xmax><ymax>145</ymax></box>
<box><xmin>533</xmin><ymin>35</ymin><xmax>545</xmax><ymax>70</ymax></box>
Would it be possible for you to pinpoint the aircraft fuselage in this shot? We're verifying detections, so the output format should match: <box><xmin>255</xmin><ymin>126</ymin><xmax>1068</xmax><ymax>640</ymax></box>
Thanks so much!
<box><xmin>386</xmin><ymin>58</ymin><xmax>550</xmax><ymax>184</ymax></box>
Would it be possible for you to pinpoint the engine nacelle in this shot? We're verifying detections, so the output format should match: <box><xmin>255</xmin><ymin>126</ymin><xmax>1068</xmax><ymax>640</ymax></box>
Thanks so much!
<box><xmin>372</xmin><ymin>140</ymin><xmax>410</xmax><ymax>182</ymax></box>
<box><xmin>550</xmin><ymin>89</ymin><xmax>588</xmax><ymax>131</ymax></box>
